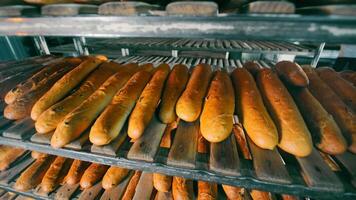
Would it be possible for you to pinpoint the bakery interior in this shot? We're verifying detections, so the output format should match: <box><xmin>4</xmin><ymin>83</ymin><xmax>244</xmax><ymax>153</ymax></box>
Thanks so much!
<box><xmin>0</xmin><ymin>0</ymin><xmax>356</xmax><ymax>200</ymax></box>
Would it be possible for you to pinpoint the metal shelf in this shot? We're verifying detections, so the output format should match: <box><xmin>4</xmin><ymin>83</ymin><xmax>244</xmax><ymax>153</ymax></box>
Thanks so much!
<box><xmin>1</xmin><ymin>15</ymin><xmax>356</xmax><ymax>43</ymax></box>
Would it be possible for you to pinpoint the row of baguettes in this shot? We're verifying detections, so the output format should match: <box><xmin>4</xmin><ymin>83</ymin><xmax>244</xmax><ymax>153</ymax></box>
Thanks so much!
<box><xmin>3</xmin><ymin>55</ymin><xmax>356</xmax><ymax>157</ymax></box>
<box><xmin>5</xmin><ymin>149</ymin><xmax>298</xmax><ymax>200</ymax></box>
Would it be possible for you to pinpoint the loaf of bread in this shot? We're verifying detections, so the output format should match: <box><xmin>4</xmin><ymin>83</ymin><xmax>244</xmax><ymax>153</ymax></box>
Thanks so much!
<box><xmin>289</xmin><ymin>87</ymin><xmax>347</xmax><ymax>155</ymax></box>
<box><xmin>172</xmin><ymin>177</ymin><xmax>194</xmax><ymax>200</ymax></box>
<box><xmin>275</xmin><ymin>61</ymin><xmax>309</xmax><ymax>87</ymax></box>
<box><xmin>35</xmin><ymin>61</ymin><xmax>123</xmax><ymax>134</ymax></box>
<box><xmin>316</xmin><ymin>67</ymin><xmax>356</xmax><ymax>111</ymax></box>
<box><xmin>222</xmin><ymin>185</ymin><xmax>243</xmax><ymax>200</ymax></box>
<box><xmin>159</xmin><ymin>64</ymin><xmax>189</xmax><ymax>123</ymax></box>
<box><xmin>89</xmin><ymin>70</ymin><xmax>152</xmax><ymax>145</ymax></box>
<box><xmin>121</xmin><ymin>171</ymin><xmax>142</xmax><ymax>200</ymax></box>
<box><xmin>153</xmin><ymin>173</ymin><xmax>172</xmax><ymax>192</ymax></box>
<box><xmin>303</xmin><ymin>66</ymin><xmax>356</xmax><ymax>153</ymax></box>
<box><xmin>80</xmin><ymin>163</ymin><xmax>109</xmax><ymax>189</ymax></box>
<box><xmin>102</xmin><ymin>166</ymin><xmax>130</xmax><ymax>189</ymax></box>
<box><xmin>250</xmin><ymin>190</ymin><xmax>272</xmax><ymax>200</ymax></box>
<box><xmin>339</xmin><ymin>70</ymin><xmax>356</xmax><ymax>86</ymax></box>
<box><xmin>64</xmin><ymin>160</ymin><xmax>90</xmax><ymax>185</ymax></box>
<box><xmin>41</xmin><ymin>156</ymin><xmax>73</xmax><ymax>193</ymax></box>
<box><xmin>197</xmin><ymin>181</ymin><xmax>217</xmax><ymax>200</ymax></box>
<box><xmin>176</xmin><ymin>64</ymin><xmax>212</xmax><ymax>122</ymax></box>
<box><xmin>243</xmin><ymin>61</ymin><xmax>262</xmax><ymax>76</ymax></box>
<box><xmin>0</xmin><ymin>148</ymin><xmax>26</xmax><ymax>171</ymax></box>
<box><xmin>197</xmin><ymin>130</ymin><xmax>208</xmax><ymax>153</ymax></box>
<box><xmin>128</xmin><ymin>64</ymin><xmax>170</xmax><ymax>139</ymax></box>
<box><xmin>31</xmin><ymin>151</ymin><xmax>48</xmax><ymax>159</ymax></box>
<box><xmin>257</xmin><ymin>68</ymin><xmax>312</xmax><ymax>157</ymax></box>
<box><xmin>31</xmin><ymin>56</ymin><xmax>107</xmax><ymax>120</ymax></box>
<box><xmin>51</xmin><ymin>64</ymin><xmax>139</xmax><ymax>148</ymax></box>
<box><xmin>4</xmin><ymin>61</ymin><xmax>78</xmax><ymax>120</ymax></box>
<box><xmin>232</xmin><ymin>123</ymin><xmax>252</xmax><ymax>160</ymax></box>
<box><xmin>4</xmin><ymin>57</ymin><xmax>82</xmax><ymax>104</ymax></box>
<box><xmin>231</xmin><ymin>67</ymin><xmax>278</xmax><ymax>150</ymax></box>
<box><xmin>14</xmin><ymin>156</ymin><xmax>55</xmax><ymax>191</ymax></box>
<box><xmin>200</xmin><ymin>70</ymin><xmax>235</xmax><ymax>143</ymax></box>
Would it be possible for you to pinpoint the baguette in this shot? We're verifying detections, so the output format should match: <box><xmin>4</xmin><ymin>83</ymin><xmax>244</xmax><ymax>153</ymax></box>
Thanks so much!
<box><xmin>35</xmin><ymin>61</ymin><xmax>123</xmax><ymax>133</ymax></box>
<box><xmin>31</xmin><ymin>56</ymin><xmax>107</xmax><ymax>120</ymax></box>
<box><xmin>4</xmin><ymin>62</ymin><xmax>78</xmax><ymax>120</ymax></box>
<box><xmin>51</xmin><ymin>64</ymin><xmax>139</xmax><ymax>148</ymax></box>
<box><xmin>121</xmin><ymin>171</ymin><xmax>142</xmax><ymax>200</ymax></box>
<box><xmin>64</xmin><ymin>160</ymin><xmax>90</xmax><ymax>185</ymax></box>
<box><xmin>231</xmin><ymin>68</ymin><xmax>278</xmax><ymax>150</ymax></box>
<box><xmin>257</xmin><ymin>68</ymin><xmax>312</xmax><ymax>157</ymax></box>
<box><xmin>5</xmin><ymin>57</ymin><xmax>82</xmax><ymax>104</ymax></box>
<box><xmin>250</xmin><ymin>190</ymin><xmax>272</xmax><ymax>200</ymax></box>
<box><xmin>243</xmin><ymin>61</ymin><xmax>262</xmax><ymax>76</ymax></box>
<box><xmin>176</xmin><ymin>64</ymin><xmax>212</xmax><ymax>122</ymax></box>
<box><xmin>289</xmin><ymin>87</ymin><xmax>347</xmax><ymax>155</ymax></box>
<box><xmin>0</xmin><ymin>148</ymin><xmax>26</xmax><ymax>171</ymax></box>
<box><xmin>153</xmin><ymin>173</ymin><xmax>172</xmax><ymax>192</ymax></box>
<box><xmin>102</xmin><ymin>166</ymin><xmax>130</xmax><ymax>190</ymax></box>
<box><xmin>14</xmin><ymin>156</ymin><xmax>55</xmax><ymax>191</ymax></box>
<box><xmin>172</xmin><ymin>177</ymin><xmax>194</xmax><ymax>200</ymax></box>
<box><xmin>159</xmin><ymin>64</ymin><xmax>189</xmax><ymax>123</ymax></box>
<box><xmin>339</xmin><ymin>70</ymin><xmax>356</xmax><ymax>86</ymax></box>
<box><xmin>31</xmin><ymin>151</ymin><xmax>48</xmax><ymax>159</ymax></box>
<box><xmin>275</xmin><ymin>61</ymin><xmax>309</xmax><ymax>87</ymax></box>
<box><xmin>316</xmin><ymin>67</ymin><xmax>356</xmax><ymax>111</ymax></box>
<box><xmin>222</xmin><ymin>185</ymin><xmax>243</xmax><ymax>200</ymax></box>
<box><xmin>41</xmin><ymin>156</ymin><xmax>73</xmax><ymax>193</ymax></box>
<box><xmin>79</xmin><ymin>163</ymin><xmax>109</xmax><ymax>189</ymax></box>
<box><xmin>89</xmin><ymin>70</ymin><xmax>152</xmax><ymax>145</ymax></box>
<box><xmin>197</xmin><ymin>181</ymin><xmax>217</xmax><ymax>200</ymax></box>
<box><xmin>303</xmin><ymin>66</ymin><xmax>356</xmax><ymax>153</ymax></box>
<box><xmin>200</xmin><ymin>70</ymin><xmax>235</xmax><ymax>143</ymax></box>
<box><xmin>128</xmin><ymin>64</ymin><xmax>170</xmax><ymax>139</ymax></box>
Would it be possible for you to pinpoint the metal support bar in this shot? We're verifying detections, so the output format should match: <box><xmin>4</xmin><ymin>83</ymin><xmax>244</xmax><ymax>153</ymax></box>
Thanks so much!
<box><xmin>33</xmin><ymin>36</ymin><xmax>50</xmax><ymax>55</ymax></box>
<box><xmin>73</xmin><ymin>37</ymin><xmax>89</xmax><ymax>56</ymax></box>
<box><xmin>311</xmin><ymin>42</ymin><xmax>325</xmax><ymax>68</ymax></box>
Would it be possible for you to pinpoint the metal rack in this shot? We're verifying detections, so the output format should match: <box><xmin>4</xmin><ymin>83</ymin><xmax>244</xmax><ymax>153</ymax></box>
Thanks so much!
<box><xmin>0</xmin><ymin>56</ymin><xmax>355</xmax><ymax>200</ymax></box>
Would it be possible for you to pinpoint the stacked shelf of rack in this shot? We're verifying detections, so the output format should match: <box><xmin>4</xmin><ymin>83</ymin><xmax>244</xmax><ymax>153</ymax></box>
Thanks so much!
<box><xmin>0</xmin><ymin>56</ymin><xmax>355</xmax><ymax>200</ymax></box>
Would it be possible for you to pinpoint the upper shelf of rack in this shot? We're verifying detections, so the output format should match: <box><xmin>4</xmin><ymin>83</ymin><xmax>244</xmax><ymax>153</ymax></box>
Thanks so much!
<box><xmin>0</xmin><ymin>14</ymin><xmax>356</xmax><ymax>43</ymax></box>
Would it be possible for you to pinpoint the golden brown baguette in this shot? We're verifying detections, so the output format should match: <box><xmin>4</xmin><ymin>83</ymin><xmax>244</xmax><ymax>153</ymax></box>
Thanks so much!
<box><xmin>222</xmin><ymin>185</ymin><xmax>243</xmax><ymax>200</ymax></box>
<box><xmin>197</xmin><ymin>181</ymin><xmax>217</xmax><ymax>200</ymax></box>
<box><xmin>40</xmin><ymin>156</ymin><xmax>73</xmax><ymax>193</ymax></box>
<box><xmin>275</xmin><ymin>61</ymin><xmax>309</xmax><ymax>87</ymax></box>
<box><xmin>231</xmin><ymin>68</ymin><xmax>278</xmax><ymax>150</ymax></box>
<box><xmin>51</xmin><ymin>64</ymin><xmax>139</xmax><ymax>148</ymax></box>
<box><xmin>102</xmin><ymin>166</ymin><xmax>130</xmax><ymax>190</ymax></box>
<box><xmin>31</xmin><ymin>56</ymin><xmax>107</xmax><ymax>120</ymax></box>
<box><xmin>153</xmin><ymin>173</ymin><xmax>172</xmax><ymax>192</ymax></box>
<box><xmin>89</xmin><ymin>70</ymin><xmax>152</xmax><ymax>145</ymax></box>
<box><xmin>63</xmin><ymin>160</ymin><xmax>90</xmax><ymax>185</ymax></box>
<box><xmin>250</xmin><ymin>190</ymin><xmax>272</xmax><ymax>200</ymax></box>
<box><xmin>197</xmin><ymin>130</ymin><xmax>208</xmax><ymax>154</ymax></box>
<box><xmin>159</xmin><ymin>64</ymin><xmax>189</xmax><ymax>123</ymax></box>
<box><xmin>257</xmin><ymin>68</ymin><xmax>312</xmax><ymax>157</ymax></box>
<box><xmin>4</xmin><ymin>57</ymin><xmax>82</xmax><ymax>104</ymax></box>
<box><xmin>121</xmin><ymin>171</ymin><xmax>142</xmax><ymax>200</ymax></box>
<box><xmin>79</xmin><ymin>163</ymin><xmax>109</xmax><ymax>189</ymax></box>
<box><xmin>35</xmin><ymin>61</ymin><xmax>122</xmax><ymax>133</ymax></box>
<box><xmin>200</xmin><ymin>70</ymin><xmax>235</xmax><ymax>143</ymax></box>
<box><xmin>339</xmin><ymin>70</ymin><xmax>356</xmax><ymax>86</ymax></box>
<box><xmin>232</xmin><ymin>123</ymin><xmax>252</xmax><ymax>160</ymax></box>
<box><xmin>31</xmin><ymin>151</ymin><xmax>48</xmax><ymax>159</ymax></box>
<box><xmin>0</xmin><ymin>148</ymin><xmax>26</xmax><ymax>171</ymax></box>
<box><xmin>14</xmin><ymin>156</ymin><xmax>55</xmax><ymax>191</ymax></box>
<box><xmin>176</xmin><ymin>64</ymin><xmax>212</xmax><ymax>122</ymax></box>
<box><xmin>243</xmin><ymin>61</ymin><xmax>262</xmax><ymax>76</ymax></box>
<box><xmin>172</xmin><ymin>177</ymin><xmax>194</xmax><ymax>200</ymax></box>
<box><xmin>303</xmin><ymin>66</ymin><xmax>356</xmax><ymax>153</ymax></box>
<box><xmin>4</xmin><ymin>62</ymin><xmax>78</xmax><ymax>120</ymax></box>
<box><xmin>128</xmin><ymin>64</ymin><xmax>170</xmax><ymax>139</ymax></box>
<box><xmin>316</xmin><ymin>67</ymin><xmax>356</xmax><ymax>111</ymax></box>
<box><xmin>289</xmin><ymin>87</ymin><xmax>347</xmax><ymax>155</ymax></box>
